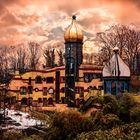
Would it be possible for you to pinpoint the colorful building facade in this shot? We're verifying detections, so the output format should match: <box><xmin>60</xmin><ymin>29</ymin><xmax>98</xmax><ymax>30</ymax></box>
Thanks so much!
<box><xmin>8</xmin><ymin>65</ymin><xmax>103</xmax><ymax>108</ymax></box>
<box><xmin>7</xmin><ymin>16</ymin><xmax>105</xmax><ymax>109</ymax></box>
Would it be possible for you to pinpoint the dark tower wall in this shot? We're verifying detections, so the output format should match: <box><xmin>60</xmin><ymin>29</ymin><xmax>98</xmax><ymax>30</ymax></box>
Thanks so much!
<box><xmin>65</xmin><ymin>42</ymin><xmax>83</xmax><ymax>80</ymax></box>
<box><xmin>64</xmin><ymin>16</ymin><xmax>83</xmax><ymax>107</ymax></box>
<box><xmin>65</xmin><ymin>42</ymin><xmax>83</xmax><ymax>106</ymax></box>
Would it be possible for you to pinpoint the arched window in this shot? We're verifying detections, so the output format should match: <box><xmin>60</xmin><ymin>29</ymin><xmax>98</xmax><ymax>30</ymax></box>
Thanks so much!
<box><xmin>20</xmin><ymin>87</ymin><xmax>27</xmax><ymax>94</ymax></box>
<box><xmin>48</xmin><ymin>97</ymin><xmax>54</xmax><ymax>105</ymax></box>
<box><xmin>21</xmin><ymin>98</ymin><xmax>27</xmax><ymax>105</ymax></box>
<box><xmin>35</xmin><ymin>76</ymin><xmax>42</xmax><ymax>84</ymax></box>
<box><xmin>48</xmin><ymin>88</ymin><xmax>54</xmax><ymax>94</ymax></box>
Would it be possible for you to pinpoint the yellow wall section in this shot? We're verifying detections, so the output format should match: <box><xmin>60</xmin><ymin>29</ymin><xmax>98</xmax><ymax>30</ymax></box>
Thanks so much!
<box><xmin>8</xmin><ymin>66</ymin><xmax>103</xmax><ymax>103</ymax></box>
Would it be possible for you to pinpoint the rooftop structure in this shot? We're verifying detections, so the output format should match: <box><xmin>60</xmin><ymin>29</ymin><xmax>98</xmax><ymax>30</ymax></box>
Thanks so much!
<box><xmin>103</xmin><ymin>47</ymin><xmax>131</xmax><ymax>95</ymax></box>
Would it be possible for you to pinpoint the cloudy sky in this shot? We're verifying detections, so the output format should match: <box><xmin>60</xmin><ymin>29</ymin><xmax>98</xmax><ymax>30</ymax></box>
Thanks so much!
<box><xmin>0</xmin><ymin>0</ymin><xmax>140</xmax><ymax>53</ymax></box>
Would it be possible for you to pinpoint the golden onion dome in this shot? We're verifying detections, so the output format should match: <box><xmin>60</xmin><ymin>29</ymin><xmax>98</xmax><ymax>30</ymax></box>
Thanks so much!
<box><xmin>64</xmin><ymin>15</ymin><xmax>84</xmax><ymax>42</ymax></box>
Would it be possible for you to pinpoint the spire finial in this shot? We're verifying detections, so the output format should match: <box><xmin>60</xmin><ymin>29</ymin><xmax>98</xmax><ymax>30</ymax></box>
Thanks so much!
<box><xmin>113</xmin><ymin>46</ymin><xmax>119</xmax><ymax>54</ymax></box>
<box><xmin>72</xmin><ymin>15</ymin><xmax>76</xmax><ymax>20</ymax></box>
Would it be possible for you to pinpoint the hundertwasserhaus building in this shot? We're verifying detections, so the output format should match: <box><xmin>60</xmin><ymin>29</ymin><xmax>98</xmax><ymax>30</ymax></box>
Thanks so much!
<box><xmin>7</xmin><ymin>16</ymin><xmax>103</xmax><ymax>109</ymax></box>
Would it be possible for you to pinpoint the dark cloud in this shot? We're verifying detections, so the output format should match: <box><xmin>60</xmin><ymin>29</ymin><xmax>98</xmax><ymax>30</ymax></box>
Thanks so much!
<box><xmin>51</xmin><ymin>27</ymin><xmax>64</xmax><ymax>38</ymax></box>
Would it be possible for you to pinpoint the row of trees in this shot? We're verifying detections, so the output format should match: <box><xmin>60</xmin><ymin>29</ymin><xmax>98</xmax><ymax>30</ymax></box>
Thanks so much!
<box><xmin>43</xmin><ymin>48</ymin><xmax>64</xmax><ymax>68</ymax></box>
<box><xmin>0</xmin><ymin>42</ymin><xmax>65</xmax><ymax>83</ymax></box>
<box><xmin>10</xmin><ymin>43</ymin><xmax>65</xmax><ymax>71</ymax></box>
<box><xmin>0</xmin><ymin>24</ymin><xmax>140</xmax><ymax>82</ymax></box>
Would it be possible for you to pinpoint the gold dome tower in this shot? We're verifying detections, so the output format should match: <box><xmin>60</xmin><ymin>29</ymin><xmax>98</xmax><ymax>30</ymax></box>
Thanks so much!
<box><xmin>64</xmin><ymin>16</ymin><xmax>84</xmax><ymax>107</ymax></box>
<box><xmin>64</xmin><ymin>15</ymin><xmax>84</xmax><ymax>42</ymax></box>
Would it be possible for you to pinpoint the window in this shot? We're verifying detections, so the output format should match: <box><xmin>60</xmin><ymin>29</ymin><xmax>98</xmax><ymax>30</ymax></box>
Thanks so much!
<box><xmin>84</xmin><ymin>73</ymin><xmax>102</xmax><ymax>83</ymax></box>
<box><xmin>121</xmin><ymin>82</ymin><xmax>125</xmax><ymax>92</ymax></box>
<box><xmin>43</xmin><ymin>87</ymin><xmax>47</xmax><ymax>95</ymax></box>
<box><xmin>48</xmin><ymin>88</ymin><xmax>54</xmax><ymax>94</ymax></box>
<box><xmin>21</xmin><ymin>98</ymin><xmax>27</xmax><ymax>105</ymax></box>
<box><xmin>35</xmin><ymin>76</ymin><xmax>42</xmax><ymax>84</ymax></box>
<box><xmin>46</xmin><ymin>77</ymin><xmax>54</xmax><ymax>83</ymax></box>
<box><xmin>75</xmin><ymin>87</ymin><xmax>84</xmax><ymax>97</ymax></box>
<box><xmin>98</xmin><ymin>86</ymin><xmax>103</xmax><ymax>90</ymax></box>
<box><xmin>84</xmin><ymin>73</ymin><xmax>92</xmax><ymax>82</ymax></box>
<box><xmin>35</xmin><ymin>88</ymin><xmax>39</xmax><ymax>92</ymax></box>
<box><xmin>28</xmin><ymin>97</ymin><xmax>33</xmax><ymax>105</ymax></box>
<box><xmin>61</xmin><ymin>87</ymin><xmax>65</xmax><ymax>93</ymax></box>
<box><xmin>38</xmin><ymin>98</ymin><xmax>43</xmax><ymax>103</ymax></box>
<box><xmin>93</xmin><ymin>86</ymin><xmax>97</xmax><ymax>90</ymax></box>
<box><xmin>43</xmin><ymin>98</ymin><xmax>47</xmax><ymax>106</ymax></box>
<box><xmin>75</xmin><ymin>87</ymin><xmax>79</xmax><ymax>93</ymax></box>
<box><xmin>79</xmin><ymin>87</ymin><xmax>84</xmax><ymax>97</ymax></box>
<box><xmin>66</xmin><ymin>58</ymin><xmax>75</xmax><ymax>75</ymax></box>
<box><xmin>28</xmin><ymin>86</ymin><xmax>33</xmax><ymax>94</ymax></box>
<box><xmin>20</xmin><ymin>87</ymin><xmax>27</xmax><ymax>94</ymax></box>
<box><xmin>60</xmin><ymin>77</ymin><xmax>65</xmax><ymax>83</ymax></box>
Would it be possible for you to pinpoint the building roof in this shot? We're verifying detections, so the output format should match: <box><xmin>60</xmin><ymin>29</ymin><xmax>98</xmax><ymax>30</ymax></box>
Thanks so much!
<box><xmin>103</xmin><ymin>48</ymin><xmax>130</xmax><ymax>78</ymax></box>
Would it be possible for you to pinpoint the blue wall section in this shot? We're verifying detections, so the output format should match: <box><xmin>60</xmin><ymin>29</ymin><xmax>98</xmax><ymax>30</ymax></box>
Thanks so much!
<box><xmin>104</xmin><ymin>80</ymin><xmax>130</xmax><ymax>95</ymax></box>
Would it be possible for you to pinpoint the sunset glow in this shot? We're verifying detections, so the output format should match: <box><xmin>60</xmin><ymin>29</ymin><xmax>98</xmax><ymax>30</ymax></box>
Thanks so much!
<box><xmin>0</xmin><ymin>0</ymin><xmax>140</xmax><ymax>53</ymax></box>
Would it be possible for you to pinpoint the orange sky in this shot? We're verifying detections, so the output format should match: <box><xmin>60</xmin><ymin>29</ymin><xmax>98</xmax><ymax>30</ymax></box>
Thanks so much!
<box><xmin>0</xmin><ymin>0</ymin><xmax>140</xmax><ymax>53</ymax></box>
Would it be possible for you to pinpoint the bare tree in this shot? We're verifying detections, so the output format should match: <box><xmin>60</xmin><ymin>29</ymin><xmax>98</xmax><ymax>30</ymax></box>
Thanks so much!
<box><xmin>0</xmin><ymin>46</ymin><xmax>12</xmax><ymax>83</ymax></box>
<box><xmin>57</xmin><ymin>49</ymin><xmax>64</xmax><ymax>66</ymax></box>
<box><xmin>44</xmin><ymin>48</ymin><xmax>55</xmax><ymax>68</ymax></box>
<box><xmin>123</xmin><ymin>29</ymin><xmax>140</xmax><ymax>74</ymax></box>
<box><xmin>95</xmin><ymin>24</ymin><xmax>140</xmax><ymax>74</ymax></box>
<box><xmin>28</xmin><ymin>42</ymin><xmax>41</xmax><ymax>70</ymax></box>
<box><xmin>84</xmin><ymin>53</ymin><xmax>94</xmax><ymax>64</ymax></box>
<box><xmin>10</xmin><ymin>44</ymin><xmax>29</xmax><ymax>73</ymax></box>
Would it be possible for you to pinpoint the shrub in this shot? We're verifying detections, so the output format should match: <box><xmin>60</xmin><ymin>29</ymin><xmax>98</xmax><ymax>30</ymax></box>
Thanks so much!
<box><xmin>2</xmin><ymin>130</ymin><xmax>44</xmax><ymax>140</ymax></box>
<box><xmin>90</xmin><ymin>111</ymin><xmax>120</xmax><ymax>131</ymax></box>
<box><xmin>120</xmin><ymin>93</ymin><xmax>136</xmax><ymax>108</ymax></box>
<box><xmin>44</xmin><ymin>110</ymin><xmax>89</xmax><ymax>140</ymax></box>
<box><xmin>100</xmin><ymin>114</ymin><xmax>120</xmax><ymax>129</ymax></box>
<box><xmin>2</xmin><ymin>130</ymin><xmax>24</xmax><ymax>140</ymax></box>
<box><xmin>44</xmin><ymin>127</ymin><xmax>61</xmax><ymax>140</ymax></box>
<box><xmin>76</xmin><ymin>122</ymin><xmax>140</xmax><ymax>140</ymax></box>
<box><xmin>118</xmin><ymin>93</ymin><xmax>136</xmax><ymax>122</ymax></box>
<box><xmin>22</xmin><ymin>134</ymin><xmax>43</xmax><ymax>140</ymax></box>
<box><xmin>102</xmin><ymin>94</ymin><xmax>119</xmax><ymax>115</ymax></box>
<box><xmin>130</xmin><ymin>106</ymin><xmax>140</xmax><ymax>122</ymax></box>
